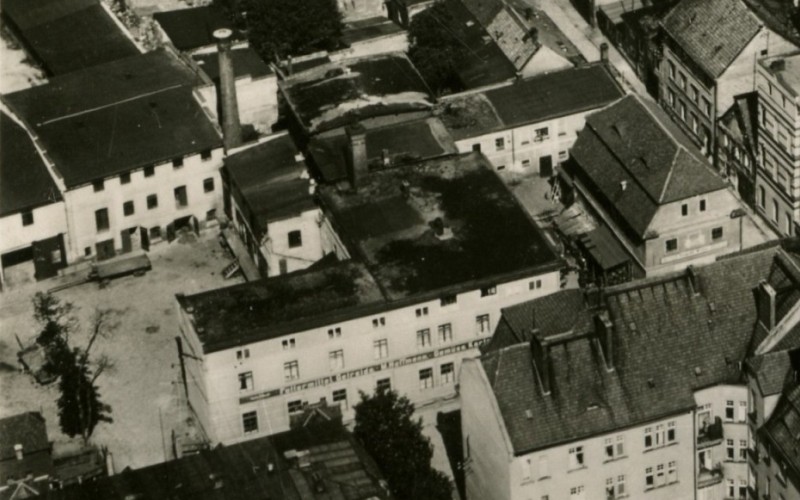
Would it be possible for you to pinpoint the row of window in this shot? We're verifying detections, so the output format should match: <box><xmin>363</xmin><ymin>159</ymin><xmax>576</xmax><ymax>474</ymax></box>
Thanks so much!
<box><xmin>664</xmin><ymin>227</ymin><xmax>723</xmax><ymax>253</ymax></box>
<box><xmin>760</xmin><ymin>107</ymin><xmax>795</xmax><ymax>153</ymax></box>
<box><xmin>725</xmin><ymin>438</ymin><xmax>749</xmax><ymax>462</ymax></box>
<box><xmin>94</xmin><ymin>181</ymin><xmax>213</xmax><ymax>233</ymax></box>
<box><xmin>726</xmin><ymin>479</ymin><xmax>748</xmax><ymax>499</ymax></box>
<box><xmin>644</xmin><ymin>461</ymin><xmax>678</xmax><ymax>489</ymax></box>
<box><xmin>666</xmin><ymin>60</ymin><xmax>711</xmax><ymax>116</ymax></box>
<box><xmin>680</xmin><ymin>199</ymin><xmax>706</xmax><ymax>216</ymax></box>
<box><xmin>760</xmin><ymin>76</ymin><xmax>799</xmax><ymax>117</ymax></box>
<box><xmin>757</xmin><ymin>186</ymin><xmax>794</xmax><ymax>235</ymax></box>
<box><xmin>490</xmin><ymin>127</ymin><xmax>551</xmax><ymax>152</ymax></box>
<box><xmin>91</xmin><ymin>152</ymin><xmax>213</xmax><ymax>193</ymax></box>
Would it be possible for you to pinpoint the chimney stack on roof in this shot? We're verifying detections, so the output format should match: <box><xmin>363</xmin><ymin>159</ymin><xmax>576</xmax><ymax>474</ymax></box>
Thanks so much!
<box><xmin>600</xmin><ymin>42</ymin><xmax>608</xmax><ymax>62</ymax></box>
<box><xmin>214</xmin><ymin>28</ymin><xmax>242</xmax><ymax>152</ymax></box>
<box><xmin>530</xmin><ymin>338</ymin><xmax>552</xmax><ymax>396</ymax></box>
<box><xmin>594</xmin><ymin>312</ymin><xmax>614</xmax><ymax>372</ymax></box>
<box><xmin>14</xmin><ymin>444</ymin><xmax>23</xmax><ymax>461</ymax></box>
<box><xmin>755</xmin><ymin>280</ymin><xmax>777</xmax><ymax>331</ymax></box>
<box><xmin>346</xmin><ymin>123</ymin><xmax>368</xmax><ymax>190</ymax></box>
<box><xmin>620</xmin><ymin>180</ymin><xmax>627</xmax><ymax>191</ymax></box>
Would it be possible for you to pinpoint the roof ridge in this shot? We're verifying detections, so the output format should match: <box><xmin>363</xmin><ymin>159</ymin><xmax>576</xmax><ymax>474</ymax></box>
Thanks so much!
<box><xmin>658</xmin><ymin>147</ymin><xmax>680</xmax><ymax>203</ymax></box>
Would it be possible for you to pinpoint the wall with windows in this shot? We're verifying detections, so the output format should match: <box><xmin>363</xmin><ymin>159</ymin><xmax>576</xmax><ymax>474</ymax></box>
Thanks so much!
<box><xmin>644</xmin><ymin>189</ymin><xmax>742</xmax><ymax>275</ymax></box>
<box><xmin>0</xmin><ymin>202</ymin><xmax>66</xmax><ymax>257</ymax></box>
<box><xmin>180</xmin><ymin>269</ymin><xmax>561</xmax><ymax>444</ymax></box>
<box><xmin>452</xmin><ymin>113</ymin><xmax>592</xmax><ymax>175</ymax></box>
<box><xmin>62</xmin><ymin>148</ymin><xmax>224</xmax><ymax>262</ymax></box>
<box><xmin>261</xmin><ymin>211</ymin><xmax>326</xmax><ymax>276</ymax></box>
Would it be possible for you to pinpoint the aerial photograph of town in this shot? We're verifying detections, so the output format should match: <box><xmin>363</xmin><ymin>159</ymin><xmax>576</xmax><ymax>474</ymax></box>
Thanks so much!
<box><xmin>1</xmin><ymin>0</ymin><xmax>799</xmax><ymax>498</ymax></box>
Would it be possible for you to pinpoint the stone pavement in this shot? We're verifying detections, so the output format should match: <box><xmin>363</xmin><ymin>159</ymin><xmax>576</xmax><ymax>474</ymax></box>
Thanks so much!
<box><xmin>530</xmin><ymin>0</ymin><xmax>649</xmax><ymax>96</ymax></box>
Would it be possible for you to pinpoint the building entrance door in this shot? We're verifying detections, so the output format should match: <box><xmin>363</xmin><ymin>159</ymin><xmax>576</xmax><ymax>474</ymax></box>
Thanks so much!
<box><xmin>95</xmin><ymin>240</ymin><xmax>116</xmax><ymax>261</ymax></box>
<box><xmin>539</xmin><ymin>155</ymin><xmax>553</xmax><ymax>177</ymax></box>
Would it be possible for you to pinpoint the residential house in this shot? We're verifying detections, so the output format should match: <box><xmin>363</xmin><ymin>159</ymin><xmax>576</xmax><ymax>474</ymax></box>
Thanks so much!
<box><xmin>0</xmin><ymin>0</ymin><xmax>140</xmax><ymax>76</ymax></box>
<box><xmin>754</xmin><ymin>52</ymin><xmax>800</xmax><ymax>236</ymax></box>
<box><xmin>717</xmin><ymin>93</ymin><xmax>759</xmax><ymax>207</ymax></box>
<box><xmin>0</xmin><ymin>412</ymin><xmax>53</xmax><ymax>499</ymax></box>
<box><xmin>3</xmin><ymin>49</ymin><xmax>224</xmax><ymax>263</ymax></box>
<box><xmin>658</xmin><ymin>0</ymin><xmax>797</xmax><ymax>157</ymax></box>
<box><xmin>34</xmin><ymin>419</ymin><xmax>391</xmax><ymax>500</ymax></box>
<box><xmin>223</xmin><ymin>132</ymin><xmax>324</xmax><ymax>278</ymax></box>
<box><xmin>439</xmin><ymin>64</ymin><xmax>624</xmax><ymax>175</ymax></box>
<box><xmin>175</xmin><ymin>151</ymin><xmax>563</xmax><ymax>444</ymax></box>
<box><xmin>0</xmin><ymin>110</ymin><xmax>66</xmax><ymax>288</ymax></box>
<box><xmin>462</xmin><ymin>243</ymin><xmax>790</xmax><ymax>500</ymax></box>
<box><xmin>564</xmin><ymin>94</ymin><xmax>743</xmax><ymax>277</ymax></box>
<box><xmin>154</xmin><ymin>6</ymin><xmax>279</xmax><ymax>133</ymax></box>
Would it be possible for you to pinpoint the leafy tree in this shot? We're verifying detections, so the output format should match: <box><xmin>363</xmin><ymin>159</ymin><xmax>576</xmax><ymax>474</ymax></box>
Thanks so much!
<box><xmin>31</xmin><ymin>293</ymin><xmax>116</xmax><ymax>444</ymax></box>
<box><xmin>219</xmin><ymin>0</ymin><xmax>344</xmax><ymax>62</ymax></box>
<box><xmin>408</xmin><ymin>1</ymin><xmax>469</xmax><ymax>96</ymax></box>
<box><xmin>353</xmin><ymin>387</ymin><xmax>453</xmax><ymax>499</ymax></box>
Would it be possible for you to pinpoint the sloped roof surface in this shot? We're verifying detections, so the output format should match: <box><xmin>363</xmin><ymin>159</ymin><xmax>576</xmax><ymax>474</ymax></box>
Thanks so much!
<box><xmin>760</xmin><ymin>382</ymin><xmax>800</xmax><ymax>485</ymax></box>
<box><xmin>462</xmin><ymin>0</ymin><xmax>538</xmax><ymax>71</ymax></box>
<box><xmin>0</xmin><ymin>111</ymin><xmax>61</xmax><ymax>216</ymax></box>
<box><xmin>662</xmin><ymin>0</ymin><xmax>762</xmax><ymax>78</ymax></box>
<box><xmin>0</xmin><ymin>413</ymin><xmax>49</xmax><ymax>461</ymax></box>
<box><xmin>569</xmin><ymin>94</ymin><xmax>726</xmax><ymax>239</ymax></box>
<box><xmin>748</xmin><ymin>350</ymin><xmax>792</xmax><ymax>396</ymax></box>
<box><xmin>483</xmin><ymin>245</ymin><xmax>779</xmax><ymax>453</ymax></box>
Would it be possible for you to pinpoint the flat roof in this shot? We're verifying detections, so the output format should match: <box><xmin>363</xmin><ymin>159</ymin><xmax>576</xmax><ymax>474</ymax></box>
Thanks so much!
<box><xmin>225</xmin><ymin>134</ymin><xmax>315</xmax><ymax>226</ymax></box>
<box><xmin>440</xmin><ymin>64</ymin><xmax>624</xmax><ymax>140</ymax></box>
<box><xmin>0</xmin><ymin>111</ymin><xmax>62</xmax><ymax>216</ymax></box>
<box><xmin>2</xmin><ymin>0</ymin><xmax>140</xmax><ymax>75</ymax></box>
<box><xmin>341</xmin><ymin>16</ymin><xmax>405</xmax><ymax>46</ymax></box>
<box><xmin>184</xmin><ymin>151</ymin><xmax>560</xmax><ymax>351</ymax></box>
<box><xmin>308</xmin><ymin>116</ymin><xmax>458</xmax><ymax>182</ymax></box>
<box><xmin>3</xmin><ymin>50</ymin><xmax>220</xmax><ymax>188</ymax></box>
<box><xmin>193</xmin><ymin>47</ymin><xmax>272</xmax><ymax>81</ymax></box>
<box><xmin>318</xmin><ymin>152</ymin><xmax>559</xmax><ymax>300</ymax></box>
<box><xmin>153</xmin><ymin>5</ymin><xmax>240</xmax><ymax>52</ymax></box>
<box><xmin>279</xmin><ymin>52</ymin><xmax>433</xmax><ymax>134</ymax></box>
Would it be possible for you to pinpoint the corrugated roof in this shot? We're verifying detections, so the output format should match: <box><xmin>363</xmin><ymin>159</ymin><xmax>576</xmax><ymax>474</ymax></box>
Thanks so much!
<box><xmin>662</xmin><ymin>0</ymin><xmax>762</xmax><ymax>78</ymax></box>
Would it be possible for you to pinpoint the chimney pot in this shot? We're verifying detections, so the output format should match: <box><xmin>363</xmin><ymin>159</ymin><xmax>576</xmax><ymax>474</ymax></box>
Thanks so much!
<box><xmin>620</xmin><ymin>180</ymin><xmax>627</xmax><ymax>191</ymax></box>
<box><xmin>14</xmin><ymin>444</ymin><xmax>23</xmax><ymax>460</ymax></box>
<box><xmin>214</xmin><ymin>28</ymin><xmax>242</xmax><ymax>151</ymax></box>
<box><xmin>600</xmin><ymin>42</ymin><xmax>609</xmax><ymax>62</ymax></box>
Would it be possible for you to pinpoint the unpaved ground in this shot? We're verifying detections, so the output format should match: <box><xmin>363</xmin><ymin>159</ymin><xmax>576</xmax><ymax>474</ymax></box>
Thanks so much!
<box><xmin>0</xmin><ymin>34</ymin><xmax>45</xmax><ymax>94</ymax></box>
<box><xmin>0</xmin><ymin>232</ymin><xmax>243</xmax><ymax>470</ymax></box>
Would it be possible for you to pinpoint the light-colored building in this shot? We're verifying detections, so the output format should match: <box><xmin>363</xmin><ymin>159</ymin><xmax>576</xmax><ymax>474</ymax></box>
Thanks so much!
<box><xmin>3</xmin><ymin>49</ymin><xmax>224</xmax><ymax>263</ymax></box>
<box><xmin>0</xmin><ymin>109</ymin><xmax>67</xmax><ymax>287</ymax></box>
<box><xmin>565</xmin><ymin>94</ymin><xmax>744</xmax><ymax>277</ymax></box>
<box><xmin>716</xmin><ymin>94</ymin><xmax>759</xmax><ymax>207</ymax></box>
<box><xmin>175</xmin><ymin>151</ymin><xmax>564</xmax><ymax>444</ymax></box>
<box><xmin>223</xmin><ymin>132</ymin><xmax>325</xmax><ymax>277</ymax></box>
<box><xmin>463</xmin><ymin>244</ymin><xmax>786</xmax><ymax>500</ymax></box>
<box><xmin>658</xmin><ymin>0</ymin><xmax>797</xmax><ymax>157</ymax></box>
<box><xmin>754</xmin><ymin>52</ymin><xmax>800</xmax><ymax>236</ymax></box>
<box><xmin>439</xmin><ymin>64</ymin><xmax>624</xmax><ymax>175</ymax></box>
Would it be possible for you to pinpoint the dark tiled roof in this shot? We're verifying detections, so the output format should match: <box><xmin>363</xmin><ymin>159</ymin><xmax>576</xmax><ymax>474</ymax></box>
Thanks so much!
<box><xmin>461</xmin><ymin>0</ymin><xmax>538</xmax><ymax>71</ymax></box>
<box><xmin>0</xmin><ymin>412</ymin><xmax>49</xmax><ymax>461</ymax></box>
<box><xmin>341</xmin><ymin>16</ymin><xmax>405</xmax><ymax>46</ymax></box>
<box><xmin>760</xmin><ymin>382</ymin><xmax>800</xmax><ymax>488</ymax></box>
<box><xmin>318</xmin><ymin>152</ymin><xmax>560</xmax><ymax>301</ymax></box>
<box><xmin>662</xmin><ymin>0</ymin><xmax>762</xmax><ymax>78</ymax></box>
<box><xmin>4</xmin><ymin>51</ymin><xmax>220</xmax><ymax>188</ymax></box>
<box><xmin>748</xmin><ymin>350</ymin><xmax>792</xmax><ymax>396</ymax></box>
<box><xmin>743</xmin><ymin>0</ymin><xmax>800</xmax><ymax>47</ymax></box>
<box><xmin>225</xmin><ymin>134</ymin><xmax>315</xmax><ymax>230</ymax></box>
<box><xmin>279</xmin><ymin>53</ymin><xmax>433</xmax><ymax>134</ymax></box>
<box><xmin>483</xmin><ymin>245</ymin><xmax>779</xmax><ymax>453</ymax></box>
<box><xmin>308</xmin><ymin>117</ymin><xmax>457</xmax><ymax>182</ymax></box>
<box><xmin>0</xmin><ymin>111</ymin><xmax>61</xmax><ymax>216</ymax></box>
<box><xmin>569</xmin><ymin>94</ymin><xmax>726</xmax><ymax>239</ymax></box>
<box><xmin>36</xmin><ymin>420</ymin><xmax>389</xmax><ymax>500</ymax></box>
<box><xmin>193</xmin><ymin>47</ymin><xmax>272</xmax><ymax>81</ymax></box>
<box><xmin>2</xmin><ymin>0</ymin><xmax>139</xmax><ymax>75</ymax></box>
<box><xmin>153</xmin><ymin>5</ymin><xmax>238</xmax><ymax>51</ymax></box>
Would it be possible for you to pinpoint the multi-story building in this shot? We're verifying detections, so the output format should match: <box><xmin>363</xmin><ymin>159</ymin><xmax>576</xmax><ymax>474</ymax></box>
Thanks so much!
<box><xmin>658</xmin><ymin>0</ymin><xmax>797</xmax><ymax>157</ymax></box>
<box><xmin>439</xmin><ymin>64</ymin><xmax>624</xmax><ymax>175</ymax></box>
<box><xmin>716</xmin><ymin>93</ymin><xmax>759</xmax><ymax>206</ymax></box>
<box><xmin>3</xmin><ymin>49</ymin><xmax>224</xmax><ymax>263</ymax></box>
<box><xmin>0</xmin><ymin>110</ymin><xmax>67</xmax><ymax>287</ymax></box>
<box><xmin>564</xmin><ymin>94</ymin><xmax>744</xmax><ymax>277</ymax></box>
<box><xmin>754</xmin><ymin>52</ymin><xmax>800</xmax><ymax>236</ymax></box>
<box><xmin>223</xmin><ymin>132</ymin><xmax>325</xmax><ymax>277</ymax></box>
<box><xmin>175</xmin><ymin>151</ymin><xmax>564</xmax><ymax>444</ymax></box>
<box><xmin>462</xmin><ymin>242</ymin><xmax>788</xmax><ymax>500</ymax></box>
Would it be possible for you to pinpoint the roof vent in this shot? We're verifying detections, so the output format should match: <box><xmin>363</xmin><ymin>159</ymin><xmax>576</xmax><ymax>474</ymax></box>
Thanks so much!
<box><xmin>587</xmin><ymin>403</ymin><xmax>600</xmax><ymax>411</ymax></box>
<box><xmin>525</xmin><ymin>409</ymin><xmax>533</xmax><ymax>419</ymax></box>
<box><xmin>14</xmin><ymin>444</ymin><xmax>23</xmax><ymax>460</ymax></box>
<box><xmin>694</xmin><ymin>367</ymin><xmax>702</xmax><ymax>376</ymax></box>
<box><xmin>708</xmin><ymin>301</ymin><xmax>716</xmax><ymax>313</ymax></box>
<box><xmin>647</xmin><ymin>378</ymin><xmax>655</xmax><ymax>388</ymax></box>
<box><xmin>620</xmin><ymin>180</ymin><xmax>628</xmax><ymax>191</ymax></box>
<box><xmin>628</xmin><ymin>321</ymin><xmax>636</xmax><ymax>332</ymax></box>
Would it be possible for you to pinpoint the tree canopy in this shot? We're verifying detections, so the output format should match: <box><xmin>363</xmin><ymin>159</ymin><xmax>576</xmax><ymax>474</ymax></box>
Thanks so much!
<box><xmin>218</xmin><ymin>0</ymin><xmax>344</xmax><ymax>62</ymax></box>
<box><xmin>353</xmin><ymin>387</ymin><xmax>453</xmax><ymax>499</ymax></box>
<box><xmin>408</xmin><ymin>1</ymin><xmax>469</xmax><ymax>96</ymax></box>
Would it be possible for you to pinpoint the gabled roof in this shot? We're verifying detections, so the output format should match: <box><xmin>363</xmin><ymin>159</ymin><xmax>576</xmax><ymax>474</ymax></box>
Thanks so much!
<box><xmin>482</xmin><ymin>244</ymin><xmax>779</xmax><ymax>454</ymax></box>
<box><xmin>1</xmin><ymin>0</ymin><xmax>139</xmax><ymax>75</ymax></box>
<box><xmin>0</xmin><ymin>111</ymin><xmax>61</xmax><ymax>216</ymax></box>
<box><xmin>3</xmin><ymin>50</ymin><xmax>221</xmax><ymax>188</ymax></box>
<box><xmin>152</xmin><ymin>5</ymin><xmax>238</xmax><ymax>52</ymax></box>
<box><xmin>0</xmin><ymin>412</ymin><xmax>53</xmax><ymax>485</ymax></box>
<box><xmin>569</xmin><ymin>94</ymin><xmax>726</xmax><ymax>239</ymax></box>
<box><xmin>662</xmin><ymin>0</ymin><xmax>762</xmax><ymax>79</ymax></box>
<box><xmin>461</xmin><ymin>0</ymin><xmax>538</xmax><ymax>70</ymax></box>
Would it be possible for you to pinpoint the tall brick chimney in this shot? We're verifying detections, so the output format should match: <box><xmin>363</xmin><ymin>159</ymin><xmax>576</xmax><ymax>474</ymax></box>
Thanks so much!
<box><xmin>214</xmin><ymin>28</ymin><xmax>242</xmax><ymax>151</ymax></box>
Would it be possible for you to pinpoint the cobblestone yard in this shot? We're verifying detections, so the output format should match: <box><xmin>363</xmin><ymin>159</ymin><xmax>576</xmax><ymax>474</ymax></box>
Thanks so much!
<box><xmin>0</xmin><ymin>231</ymin><xmax>243</xmax><ymax>470</ymax></box>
